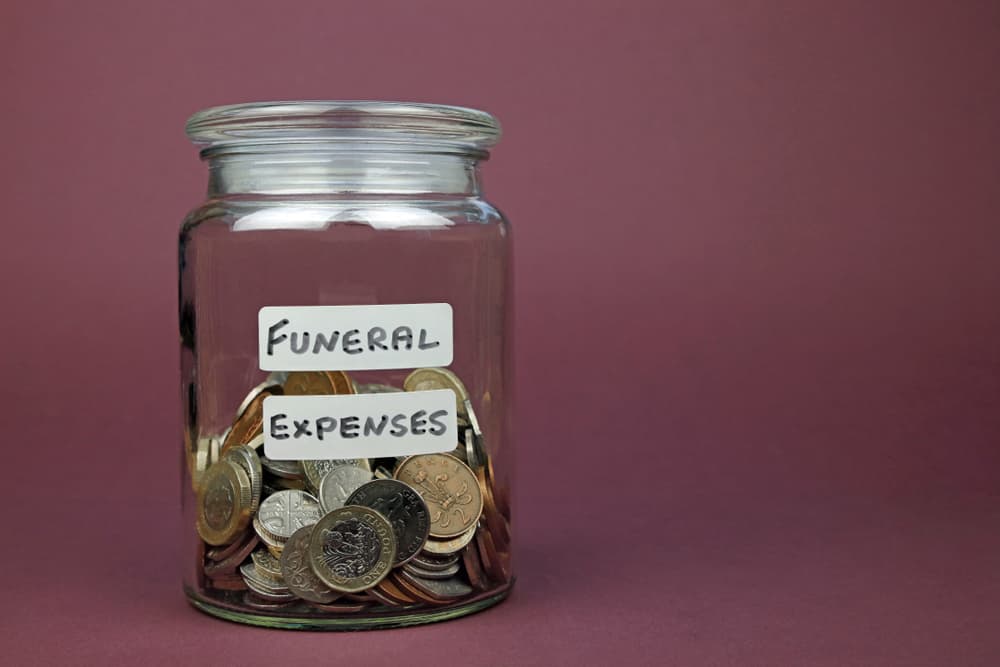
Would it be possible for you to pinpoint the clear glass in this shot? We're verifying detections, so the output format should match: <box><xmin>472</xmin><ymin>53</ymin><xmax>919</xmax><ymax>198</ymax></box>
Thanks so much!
<box><xmin>179</xmin><ymin>101</ymin><xmax>513</xmax><ymax>629</ymax></box>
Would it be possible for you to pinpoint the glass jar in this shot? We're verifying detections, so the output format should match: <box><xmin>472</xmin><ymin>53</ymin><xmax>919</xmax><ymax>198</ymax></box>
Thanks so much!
<box><xmin>179</xmin><ymin>101</ymin><xmax>513</xmax><ymax>629</ymax></box>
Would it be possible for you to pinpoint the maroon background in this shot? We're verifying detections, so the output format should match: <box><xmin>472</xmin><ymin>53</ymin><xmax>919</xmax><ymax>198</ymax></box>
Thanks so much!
<box><xmin>3</xmin><ymin>1</ymin><xmax>999</xmax><ymax>664</ymax></box>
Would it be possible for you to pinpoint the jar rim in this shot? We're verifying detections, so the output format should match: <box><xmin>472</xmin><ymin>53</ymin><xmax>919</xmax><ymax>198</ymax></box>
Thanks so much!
<box><xmin>186</xmin><ymin>100</ymin><xmax>501</xmax><ymax>155</ymax></box>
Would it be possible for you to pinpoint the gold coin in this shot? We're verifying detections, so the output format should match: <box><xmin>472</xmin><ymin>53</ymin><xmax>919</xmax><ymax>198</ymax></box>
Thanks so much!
<box><xmin>403</xmin><ymin>368</ymin><xmax>469</xmax><ymax>416</ymax></box>
<box><xmin>221</xmin><ymin>389</ymin><xmax>272</xmax><ymax>453</ymax></box>
<box><xmin>284</xmin><ymin>370</ymin><xmax>354</xmax><ymax>396</ymax></box>
<box><xmin>395</xmin><ymin>454</ymin><xmax>483</xmax><ymax>539</ymax></box>
<box><xmin>308</xmin><ymin>506</ymin><xmax>397</xmax><ymax>593</ymax></box>
<box><xmin>420</xmin><ymin>523</ymin><xmax>478</xmax><ymax>555</ymax></box>
<box><xmin>196</xmin><ymin>460</ymin><xmax>253</xmax><ymax>546</ymax></box>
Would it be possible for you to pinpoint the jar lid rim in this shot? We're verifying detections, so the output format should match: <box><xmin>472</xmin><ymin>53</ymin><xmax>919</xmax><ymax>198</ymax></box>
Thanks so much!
<box><xmin>186</xmin><ymin>100</ymin><xmax>501</xmax><ymax>152</ymax></box>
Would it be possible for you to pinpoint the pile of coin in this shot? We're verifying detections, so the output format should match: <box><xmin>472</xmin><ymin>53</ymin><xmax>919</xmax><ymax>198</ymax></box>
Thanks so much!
<box><xmin>192</xmin><ymin>368</ymin><xmax>511</xmax><ymax>614</ymax></box>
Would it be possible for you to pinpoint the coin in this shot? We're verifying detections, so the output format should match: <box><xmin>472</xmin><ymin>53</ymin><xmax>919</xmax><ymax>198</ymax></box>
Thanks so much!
<box><xmin>475</xmin><ymin>467</ymin><xmax>509</xmax><ymax>548</ymax></box>
<box><xmin>475</xmin><ymin>521</ymin><xmax>510</xmax><ymax>583</ymax></box>
<box><xmin>367</xmin><ymin>586</ymin><xmax>403</xmax><ymax>608</ymax></box>
<box><xmin>196</xmin><ymin>460</ymin><xmax>254</xmax><ymax>546</ymax></box>
<box><xmin>284</xmin><ymin>370</ymin><xmax>354</xmax><ymax>396</ymax></box>
<box><xmin>394</xmin><ymin>454</ymin><xmax>483</xmax><ymax>539</ymax></box>
<box><xmin>279</xmin><ymin>525</ymin><xmax>340</xmax><ymax>604</ymax></box>
<box><xmin>243</xmin><ymin>592</ymin><xmax>295</xmax><ymax>609</ymax></box>
<box><xmin>260</xmin><ymin>456</ymin><xmax>305</xmax><ymax>480</ymax></box>
<box><xmin>397</xmin><ymin>570</ymin><xmax>473</xmax><ymax>604</ymax></box>
<box><xmin>355</xmin><ymin>383</ymin><xmax>403</xmax><ymax>394</ymax></box>
<box><xmin>308</xmin><ymin>601</ymin><xmax>368</xmax><ymax>613</ymax></box>
<box><xmin>240</xmin><ymin>562</ymin><xmax>292</xmax><ymax>597</ymax></box>
<box><xmin>461</xmin><ymin>543</ymin><xmax>486</xmax><ymax>590</ymax></box>
<box><xmin>318</xmin><ymin>465</ymin><xmax>373</xmax><ymax>513</ymax></box>
<box><xmin>420</xmin><ymin>523</ymin><xmax>478</xmax><ymax>555</ymax></box>
<box><xmin>251</xmin><ymin>548</ymin><xmax>284</xmax><ymax>582</ymax></box>
<box><xmin>409</xmin><ymin>552</ymin><xmax>460</xmax><ymax>571</ymax></box>
<box><xmin>403</xmin><ymin>367</ymin><xmax>469</xmax><ymax>416</ymax></box>
<box><xmin>257</xmin><ymin>490</ymin><xmax>322</xmax><ymax>542</ymax></box>
<box><xmin>375</xmin><ymin>577</ymin><xmax>419</xmax><ymax>605</ymax></box>
<box><xmin>209</xmin><ymin>576</ymin><xmax>248</xmax><ymax>591</ymax></box>
<box><xmin>222</xmin><ymin>445</ymin><xmax>263</xmax><ymax>514</ymax></box>
<box><xmin>203</xmin><ymin>533</ymin><xmax>260</xmax><ymax>577</ymax></box>
<box><xmin>254</xmin><ymin>516</ymin><xmax>284</xmax><ymax>549</ymax></box>
<box><xmin>222</xmin><ymin>389</ymin><xmax>273</xmax><ymax>453</ymax></box>
<box><xmin>308</xmin><ymin>505</ymin><xmax>396</xmax><ymax>593</ymax></box>
<box><xmin>346</xmin><ymin>479</ymin><xmax>430</xmax><ymax>566</ymax></box>
<box><xmin>236</xmin><ymin>379</ymin><xmax>283</xmax><ymax>421</ymax></box>
<box><xmin>403</xmin><ymin>561</ymin><xmax>460</xmax><ymax>580</ymax></box>
<box><xmin>206</xmin><ymin>532</ymin><xmax>260</xmax><ymax>563</ymax></box>
<box><xmin>302</xmin><ymin>458</ymin><xmax>371</xmax><ymax>491</ymax></box>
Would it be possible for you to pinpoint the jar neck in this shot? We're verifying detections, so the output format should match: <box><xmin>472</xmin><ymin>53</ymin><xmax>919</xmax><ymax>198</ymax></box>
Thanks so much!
<box><xmin>205</xmin><ymin>148</ymin><xmax>483</xmax><ymax>197</ymax></box>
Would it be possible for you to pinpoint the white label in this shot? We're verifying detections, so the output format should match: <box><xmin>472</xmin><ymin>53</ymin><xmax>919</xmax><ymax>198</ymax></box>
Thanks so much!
<box><xmin>262</xmin><ymin>390</ymin><xmax>457</xmax><ymax>460</ymax></box>
<box><xmin>258</xmin><ymin>303</ymin><xmax>453</xmax><ymax>371</ymax></box>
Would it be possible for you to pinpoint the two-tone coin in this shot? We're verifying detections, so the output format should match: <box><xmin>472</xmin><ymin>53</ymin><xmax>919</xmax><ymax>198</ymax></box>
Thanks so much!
<box><xmin>308</xmin><ymin>506</ymin><xmax>397</xmax><ymax>593</ymax></box>
<box><xmin>250</xmin><ymin>548</ymin><xmax>284</xmax><ymax>582</ymax></box>
<box><xmin>346</xmin><ymin>479</ymin><xmax>430</xmax><ymax>566</ymax></box>
<box><xmin>403</xmin><ymin>367</ymin><xmax>469</xmax><ymax>416</ymax></box>
<box><xmin>196</xmin><ymin>460</ymin><xmax>254</xmax><ymax>546</ymax></box>
<box><xmin>222</xmin><ymin>445</ymin><xmax>263</xmax><ymax>514</ymax></box>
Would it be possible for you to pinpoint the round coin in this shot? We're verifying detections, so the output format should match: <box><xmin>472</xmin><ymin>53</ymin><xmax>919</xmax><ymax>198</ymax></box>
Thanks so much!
<box><xmin>421</xmin><ymin>523</ymin><xmax>478</xmax><ymax>555</ymax></box>
<box><xmin>257</xmin><ymin>489</ymin><xmax>322</xmax><ymax>541</ymax></box>
<box><xmin>397</xmin><ymin>570</ymin><xmax>473</xmax><ymax>604</ymax></box>
<box><xmin>203</xmin><ymin>534</ymin><xmax>260</xmax><ymax>577</ymax></box>
<box><xmin>302</xmin><ymin>458</ymin><xmax>371</xmax><ymax>491</ymax></box>
<box><xmin>394</xmin><ymin>454</ymin><xmax>483</xmax><ymax>539</ymax></box>
<box><xmin>260</xmin><ymin>456</ymin><xmax>305</xmax><ymax>480</ymax></box>
<box><xmin>284</xmin><ymin>370</ymin><xmax>354</xmax><ymax>396</ymax></box>
<box><xmin>308</xmin><ymin>506</ymin><xmax>397</xmax><ymax>593</ymax></box>
<box><xmin>279</xmin><ymin>525</ymin><xmax>340</xmax><ymax>604</ymax></box>
<box><xmin>222</xmin><ymin>389</ymin><xmax>273</xmax><ymax>453</ymax></box>
<box><xmin>403</xmin><ymin>367</ymin><xmax>470</xmax><ymax>416</ymax></box>
<box><xmin>235</xmin><ymin>380</ymin><xmax>283</xmax><ymax>421</ymax></box>
<box><xmin>222</xmin><ymin>445</ymin><xmax>263</xmax><ymax>514</ymax></box>
<box><xmin>318</xmin><ymin>465</ymin><xmax>374</xmax><ymax>513</ymax></box>
<box><xmin>345</xmin><ymin>479</ymin><xmax>430</xmax><ymax>566</ymax></box>
<box><xmin>196</xmin><ymin>460</ymin><xmax>254</xmax><ymax>546</ymax></box>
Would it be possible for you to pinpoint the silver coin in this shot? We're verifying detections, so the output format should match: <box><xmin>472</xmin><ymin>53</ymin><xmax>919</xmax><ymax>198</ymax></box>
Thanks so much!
<box><xmin>399</xmin><ymin>571</ymin><xmax>473</xmax><ymax>602</ymax></box>
<box><xmin>221</xmin><ymin>445</ymin><xmax>263</xmax><ymax>514</ymax></box>
<box><xmin>257</xmin><ymin>490</ymin><xmax>322</xmax><ymax>541</ymax></box>
<box><xmin>302</xmin><ymin>458</ymin><xmax>371</xmax><ymax>491</ymax></box>
<box><xmin>403</xmin><ymin>561</ymin><xmax>460</xmax><ymax>580</ymax></box>
<box><xmin>409</xmin><ymin>552</ymin><xmax>460</xmax><ymax>571</ymax></box>
<box><xmin>279</xmin><ymin>525</ymin><xmax>340</xmax><ymax>604</ymax></box>
<box><xmin>239</xmin><ymin>562</ymin><xmax>291</xmax><ymax>597</ymax></box>
<box><xmin>355</xmin><ymin>383</ymin><xmax>403</xmax><ymax>394</ymax></box>
<box><xmin>260</xmin><ymin>456</ymin><xmax>305</xmax><ymax>480</ymax></box>
<box><xmin>345</xmin><ymin>479</ymin><xmax>430</xmax><ymax>566</ymax></box>
<box><xmin>318</xmin><ymin>465</ymin><xmax>374</xmax><ymax>513</ymax></box>
<box><xmin>235</xmin><ymin>379</ymin><xmax>283</xmax><ymax>421</ymax></box>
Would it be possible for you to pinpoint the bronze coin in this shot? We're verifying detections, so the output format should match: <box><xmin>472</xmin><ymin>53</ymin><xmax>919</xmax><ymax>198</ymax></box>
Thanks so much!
<box><xmin>389</xmin><ymin>571</ymin><xmax>439</xmax><ymax>605</ymax></box>
<box><xmin>308</xmin><ymin>601</ymin><xmax>369</xmax><ymax>613</ymax></box>
<box><xmin>366</xmin><ymin>586</ymin><xmax>403</xmax><ymax>608</ymax></box>
<box><xmin>475</xmin><ymin>522</ymin><xmax>510</xmax><ymax>584</ymax></box>
<box><xmin>395</xmin><ymin>454</ymin><xmax>483</xmax><ymax>539</ymax></box>
<box><xmin>376</xmin><ymin>577</ymin><xmax>419</xmax><ymax>605</ymax></box>
<box><xmin>284</xmin><ymin>371</ymin><xmax>354</xmax><ymax>396</ymax></box>
<box><xmin>205</xmin><ymin>531</ymin><xmax>256</xmax><ymax>562</ymax></box>
<box><xmin>209</xmin><ymin>576</ymin><xmax>249</xmax><ymax>592</ymax></box>
<box><xmin>461</xmin><ymin>543</ymin><xmax>487</xmax><ymax>590</ymax></box>
<box><xmin>222</xmin><ymin>389</ymin><xmax>274</xmax><ymax>453</ymax></box>
<box><xmin>203</xmin><ymin>534</ymin><xmax>260</xmax><ymax>577</ymax></box>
